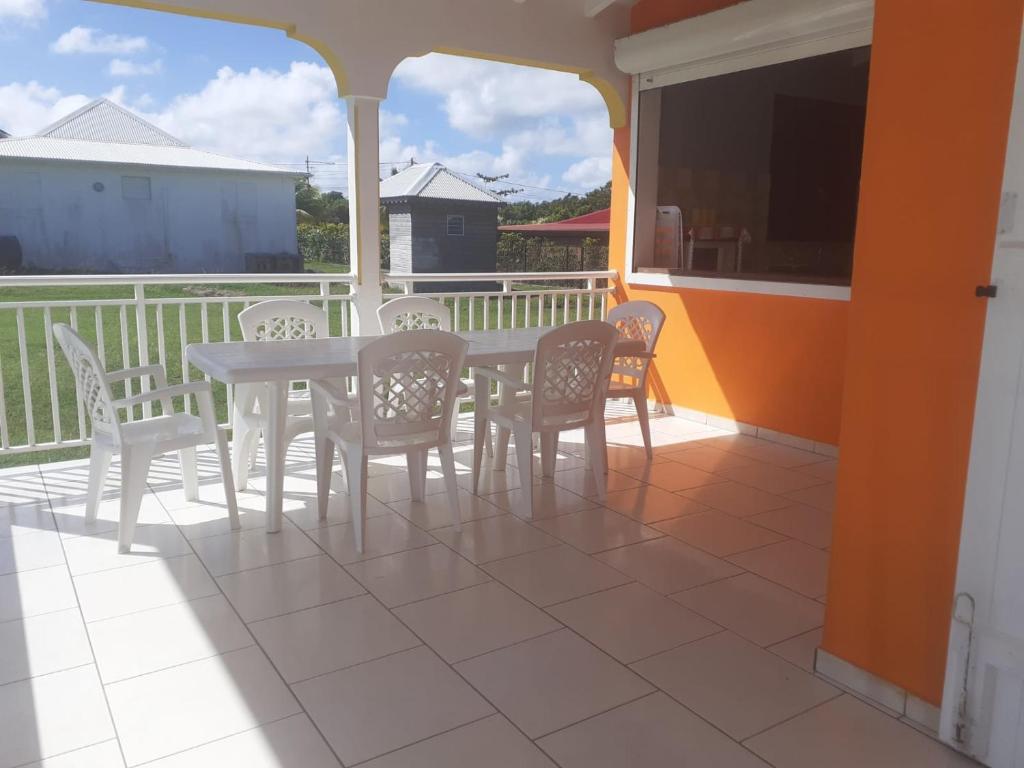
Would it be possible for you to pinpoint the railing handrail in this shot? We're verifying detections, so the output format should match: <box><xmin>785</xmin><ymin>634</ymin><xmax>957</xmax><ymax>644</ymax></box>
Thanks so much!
<box><xmin>0</xmin><ymin>272</ymin><xmax>356</xmax><ymax>288</ymax></box>
<box><xmin>383</xmin><ymin>270</ymin><xmax>615</xmax><ymax>283</ymax></box>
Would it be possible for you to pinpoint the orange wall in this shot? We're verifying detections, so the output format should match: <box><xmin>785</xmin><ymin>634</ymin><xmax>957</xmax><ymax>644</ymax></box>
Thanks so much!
<box><xmin>610</xmin><ymin>0</ymin><xmax>848</xmax><ymax>445</ymax></box>
<box><xmin>823</xmin><ymin>0</ymin><xmax>1023</xmax><ymax>705</ymax></box>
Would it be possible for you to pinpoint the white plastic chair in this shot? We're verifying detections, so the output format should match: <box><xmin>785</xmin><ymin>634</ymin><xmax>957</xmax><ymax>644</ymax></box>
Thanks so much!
<box><xmin>377</xmin><ymin>296</ymin><xmax>488</xmax><ymax>449</ymax></box>
<box><xmin>472</xmin><ymin>320</ymin><xmax>618</xmax><ymax>518</ymax></box>
<box><xmin>311</xmin><ymin>329</ymin><xmax>467</xmax><ymax>552</ymax></box>
<box><xmin>604</xmin><ymin>300</ymin><xmax>666</xmax><ymax>459</ymax></box>
<box><xmin>53</xmin><ymin>323</ymin><xmax>239</xmax><ymax>553</ymax></box>
<box><xmin>234</xmin><ymin>299</ymin><xmax>351</xmax><ymax>489</ymax></box>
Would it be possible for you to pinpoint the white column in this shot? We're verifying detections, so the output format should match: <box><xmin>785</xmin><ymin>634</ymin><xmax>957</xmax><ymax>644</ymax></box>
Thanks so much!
<box><xmin>346</xmin><ymin>94</ymin><xmax>384</xmax><ymax>335</ymax></box>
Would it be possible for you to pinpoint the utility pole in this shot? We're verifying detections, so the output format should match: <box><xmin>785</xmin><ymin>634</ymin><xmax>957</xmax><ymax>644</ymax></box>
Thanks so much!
<box><xmin>305</xmin><ymin>156</ymin><xmax>311</xmax><ymax>176</ymax></box>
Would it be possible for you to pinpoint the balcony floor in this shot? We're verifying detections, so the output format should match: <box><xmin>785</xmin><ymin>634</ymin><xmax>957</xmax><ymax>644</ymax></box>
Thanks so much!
<box><xmin>0</xmin><ymin>409</ymin><xmax>973</xmax><ymax>767</ymax></box>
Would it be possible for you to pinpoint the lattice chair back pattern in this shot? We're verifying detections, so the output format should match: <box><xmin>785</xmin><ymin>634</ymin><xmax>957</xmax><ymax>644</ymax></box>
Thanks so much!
<box><xmin>377</xmin><ymin>296</ymin><xmax>452</xmax><ymax>334</ymax></box>
<box><xmin>53</xmin><ymin>323</ymin><xmax>119</xmax><ymax>440</ymax></box>
<box><xmin>238</xmin><ymin>299</ymin><xmax>329</xmax><ymax>342</ymax></box>
<box><xmin>357</xmin><ymin>329</ymin><xmax>467</xmax><ymax>449</ymax></box>
<box><xmin>532</xmin><ymin>320</ymin><xmax>619</xmax><ymax>427</ymax></box>
<box><xmin>606</xmin><ymin>300</ymin><xmax>665</xmax><ymax>386</ymax></box>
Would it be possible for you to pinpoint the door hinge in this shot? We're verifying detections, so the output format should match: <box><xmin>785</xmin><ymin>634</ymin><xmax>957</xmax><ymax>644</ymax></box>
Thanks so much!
<box><xmin>976</xmin><ymin>285</ymin><xmax>998</xmax><ymax>298</ymax></box>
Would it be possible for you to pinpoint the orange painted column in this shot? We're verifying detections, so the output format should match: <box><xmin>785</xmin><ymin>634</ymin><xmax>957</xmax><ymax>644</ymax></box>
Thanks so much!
<box><xmin>822</xmin><ymin>0</ymin><xmax>1024</xmax><ymax>705</ymax></box>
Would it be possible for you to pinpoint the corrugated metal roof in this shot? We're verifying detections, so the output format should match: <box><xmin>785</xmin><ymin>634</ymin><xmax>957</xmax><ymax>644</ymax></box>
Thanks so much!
<box><xmin>37</xmin><ymin>99</ymin><xmax>186</xmax><ymax>147</ymax></box>
<box><xmin>0</xmin><ymin>136</ymin><xmax>301</xmax><ymax>176</ymax></box>
<box><xmin>499</xmin><ymin>207</ymin><xmax>611</xmax><ymax>234</ymax></box>
<box><xmin>380</xmin><ymin>162</ymin><xmax>502</xmax><ymax>203</ymax></box>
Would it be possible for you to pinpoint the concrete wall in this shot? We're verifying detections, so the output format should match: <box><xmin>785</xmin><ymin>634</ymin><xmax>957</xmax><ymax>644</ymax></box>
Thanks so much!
<box><xmin>0</xmin><ymin>160</ymin><xmax>299</xmax><ymax>273</ymax></box>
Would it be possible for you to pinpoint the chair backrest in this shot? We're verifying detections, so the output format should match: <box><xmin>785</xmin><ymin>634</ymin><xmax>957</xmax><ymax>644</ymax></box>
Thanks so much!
<box><xmin>531</xmin><ymin>320</ymin><xmax>617</xmax><ymax>429</ymax></box>
<box><xmin>52</xmin><ymin>323</ymin><xmax>120</xmax><ymax>443</ymax></box>
<box><xmin>606</xmin><ymin>300</ymin><xmax>666</xmax><ymax>387</ymax></box>
<box><xmin>357</xmin><ymin>329</ymin><xmax>467</xmax><ymax>449</ymax></box>
<box><xmin>377</xmin><ymin>296</ymin><xmax>452</xmax><ymax>334</ymax></box>
<box><xmin>238</xmin><ymin>299</ymin><xmax>328</xmax><ymax>342</ymax></box>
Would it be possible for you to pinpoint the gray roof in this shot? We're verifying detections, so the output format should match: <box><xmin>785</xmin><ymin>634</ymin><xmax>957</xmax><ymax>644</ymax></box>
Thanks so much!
<box><xmin>380</xmin><ymin>163</ymin><xmax>502</xmax><ymax>204</ymax></box>
<box><xmin>0</xmin><ymin>129</ymin><xmax>8</xmax><ymax>139</ymax></box>
<box><xmin>37</xmin><ymin>99</ymin><xmax>185</xmax><ymax>147</ymax></box>
<box><xmin>0</xmin><ymin>98</ymin><xmax>302</xmax><ymax>177</ymax></box>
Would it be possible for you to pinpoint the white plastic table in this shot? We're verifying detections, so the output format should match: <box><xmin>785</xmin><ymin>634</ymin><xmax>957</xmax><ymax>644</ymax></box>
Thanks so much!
<box><xmin>189</xmin><ymin>327</ymin><xmax>638</xmax><ymax>532</ymax></box>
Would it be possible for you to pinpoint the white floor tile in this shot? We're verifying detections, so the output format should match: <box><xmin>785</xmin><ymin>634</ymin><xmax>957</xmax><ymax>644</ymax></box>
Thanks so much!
<box><xmin>394</xmin><ymin>581</ymin><xmax>560</xmax><ymax>662</ymax></box>
<box><xmin>283</xmin><ymin>491</ymin><xmax>392</xmax><ymax>531</ymax></box>
<box><xmin>217</xmin><ymin>555</ymin><xmax>364</xmax><ymax>622</ymax></box>
<box><xmin>653</xmin><ymin>510</ymin><xmax>787</xmax><ymax>556</ymax></box>
<box><xmin>344</xmin><ymin>543</ymin><xmax>491</xmax><ymax>607</ymax></box>
<box><xmin>617</xmin><ymin>461</ymin><xmax>723</xmax><ymax>492</ymax></box>
<box><xmin>486</xmin><ymin>483</ymin><xmax>598</xmax><ymax>520</ymax></box>
<box><xmin>595</xmin><ymin>538</ymin><xmax>742</xmax><ymax>594</ymax></box>
<box><xmin>0</xmin><ymin>530</ymin><xmax>66</xmax><ymax>575</ymax></box>
<box><xmin>549</xmin><ymin>582</ymin><xmax>720</xmax><ymax>663</ymax></box>
<box><xmin>632</xmin><ymin>632</ymin><xmax>838</xmax><ymax>739</ymax></box>
<box><xmin>672</xmin><ymin>573</ymin><xmax>825</xmax><ymax>646</ymax></box>
<box><xmin>0</xmin><ymin>665</ymin><xmax>114</xmax><ymax>768</ymax></box>
<box><xmin>431</xmin><ymin>514</ymin><xmax>558</xmax><ymax>564</ymax></box>
<box><xmin>538</xmin><ymin>692</ymin><xmax>770</xmax><ymax>768</ymax></box>
<box><xmin>784</xmin><ymin>483</ymin><xmax>836</xmax><ymax>513</ymax></box>
<box><xmin>144</xmin><ymin>714</ymin><xmax>340</xmax><ymax>768</ymax></box>
<box><xmin>728</xmin><ymin>540</ymin><xmax>830</xmax><ymax>598</ymax></box>
<box><xmin>191</xmin><ymin>523</ymin><xmax>321</xmax><ymax>577</ymax></box>
<box><xmin>75</xmin><ymin>554</ymin><xmax>217</xmax><ymax>622</ymax></box>
<box><xmin>293</xmin><ymin>645</ymin><xmax>493</xmax><ymax>766</ymax></box>
<box><xmin>769</xmin><ymin>628</ymin><xmax>823</xmax><ymax>673</ymax></box>
<box><xmin>0</xmin><ymin>565</ymin><xmax>77</xmax><ymax>622</ymax></box>
<box><xmin>308</xmin><ymin>512</ymin><xmax>436</xmax><ymax>565</ymax></box>
<box><xmin>483</xmin><ymin>545</ymin><xmax>632</xmax><ymax>607</ymax></box>
<box><xmin>388</xmin><ymin>488</ymin><xmax>504</xmax><ymax>530</ymax></box>
<box><xmin>455</xmin><ymin>629</ymin><xmax>653</xmax><ymax>738</ymax></box>
<box><xmin>0</xmin><ymin>608</ymin><xmax>92</xmax><ymax>685</ymax></box>
<box><xmin>601</xmin><ymin>485</ymin><xmax>708</xmax><ymax>523</ymax></box>
<box><xmin>550</xmin><ymin>467</ymin><xmax>644</xmax><ymax>499</ymax></box>
<box><xmin>680</xmin><ymin>481</ymin><xmax>791</xmax><ymax>517</ymax></box>
<box><xmin>51</xmin><ymin>493</ymin><xmax>171</xmax><ymax>539</ymax></box>
<box><xmin>106</xmin><ymin>645</ymin><xmax>300</xmax><ymax>766</ymax></box>
<box><xmin>21</xmin><ymin>740</ymin><xmax>124</xmax><ymax>768</ymax></box>
<box><xmin>745</xmin><ymin>694</ymin><xmax>976</xmax><ymax>767</ymax></box>
<box><xmin>531</xmin><ymin>507</ymin><xmax>662</xmax><ymax>554</ymax></box>
<box><xmin>163</xmin><ymin>492</ymin><xmax>268</xmax><ymax>540</ymax></box>
<box><xmin>88</xmin><ymin>594</ymin><xmax>253</xmax><ymax>683</ymax></box>
<box><xmin>250</xmin><ymin>594</ymin><xmax>420</xmax><ymax>682</ymax></box>
<box><xmin>0</xmin><ymin>502</ymin><xmax>55</xmax><ymax>539</ymax></box>
<box><xmin>62</xmin><ymin>524</ymin><xmax>191</xmax><ymax>576</ymax></box>
<box><xmin>715</xmin><ymin>464</ymin><xmax>825</xmax><ymax>495</ymax></box>
<box><xmin>361</xmin><ymin>714</ymin><xmax>555</xmax><ymax>768</ymax></box>
<box><xmin>748</xmin><ymin>504</ymin><xmax>833</xmax><ymax>548</ymax></box>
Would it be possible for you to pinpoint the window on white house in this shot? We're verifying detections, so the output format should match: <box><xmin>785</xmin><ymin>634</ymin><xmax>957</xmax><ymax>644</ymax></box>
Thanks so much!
<box><xmin>121</xmin><ymin>176</ymin><xmax>152</xmax><ymax>201</ymax></box>
<box><xmin>632</xmin><ymin>46</ymin><xmax>870</xmax><ymax>285</ymax></box>
<box><xmin>446</xmin><ymin>214</ymin><xmax>465</xmax><ymax>236</ymax></box>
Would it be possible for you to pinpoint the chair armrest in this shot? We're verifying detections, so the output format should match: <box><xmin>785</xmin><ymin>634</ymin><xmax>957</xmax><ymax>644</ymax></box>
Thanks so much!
<box><xmin>112</xmin><ymin>381</ymin><xmax>211</xmax><ymax>410</ymax></box>
<box><xmin>106</xmin><ymin>364</ymin><xmax>168</xmax><ymax>387</ymax></box>
<box><xmin>615</xmin><ymin>351</ymin><xmax>655</xmax><ymax>360</ymax></box>
<box><xmin>473</xmin><ymin>367</ymin><xmax>530</xmax><ymax>392</ymax></box>
<box><xmin>310</xmin><ymin>378</ymin><xmax>354</xmax><ymax>406</ymax></box>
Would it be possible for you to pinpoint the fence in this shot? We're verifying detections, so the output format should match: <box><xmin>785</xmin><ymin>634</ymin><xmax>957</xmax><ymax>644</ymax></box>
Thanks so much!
<box><xmin>0</xmin><ymin>270</ymin><xmax>615</xmax><ymax>461</ymax></box>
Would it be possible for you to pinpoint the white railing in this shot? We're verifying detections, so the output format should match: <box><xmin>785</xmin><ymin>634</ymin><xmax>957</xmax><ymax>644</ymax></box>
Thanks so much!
<box><xmin>0</xmin><ymin>269</ymin><xmax>614</xmax><ymax>458</ymax></box>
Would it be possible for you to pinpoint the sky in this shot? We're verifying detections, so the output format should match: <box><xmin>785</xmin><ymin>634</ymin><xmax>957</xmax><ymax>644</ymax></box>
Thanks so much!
<box><xmin>0</xmin><ymin>0</ymin><xmax>614</xmax><ymax>200</ymax></box>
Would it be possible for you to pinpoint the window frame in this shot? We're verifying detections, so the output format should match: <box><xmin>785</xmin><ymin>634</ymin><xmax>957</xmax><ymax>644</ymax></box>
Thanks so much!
<box><xmin>446</xmin><ymin>214</ymin><xmax>465</xmax><ymax>237</ymax></box>
<box><xmin>622</xmin><ymin>0</ymin><xmax>875</xmax><ymax>302</ymax></box>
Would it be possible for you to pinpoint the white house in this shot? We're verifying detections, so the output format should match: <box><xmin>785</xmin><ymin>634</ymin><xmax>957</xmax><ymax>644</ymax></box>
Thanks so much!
<box><xmin>0</xmin><ymin>99</ymin><xmax>304</xmax><ymax>273</ymax></box>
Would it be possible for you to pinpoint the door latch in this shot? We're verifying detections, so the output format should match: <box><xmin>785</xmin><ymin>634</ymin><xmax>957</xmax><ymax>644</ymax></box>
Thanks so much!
<box><xmin>976</xmin><ymin>285</ymin><xmax>997</xmax><ymax>298</ymax></box>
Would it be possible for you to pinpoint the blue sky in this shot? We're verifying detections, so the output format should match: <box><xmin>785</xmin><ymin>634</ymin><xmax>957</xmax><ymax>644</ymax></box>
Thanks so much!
<box><xmin>0</xmin><ymin>0</ymin><xmax>613</xmax><ymax>199</ymax></box>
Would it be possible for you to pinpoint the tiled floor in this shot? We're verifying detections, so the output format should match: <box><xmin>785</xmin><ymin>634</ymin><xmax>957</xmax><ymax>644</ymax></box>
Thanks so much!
<box><xmin>0</xmin><ymin>411</ymin><xmax>976</xmax><ymax>767</ymax></box>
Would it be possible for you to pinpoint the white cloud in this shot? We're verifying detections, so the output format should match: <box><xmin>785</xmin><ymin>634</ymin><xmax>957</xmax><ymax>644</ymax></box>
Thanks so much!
<box><xmin>562</xmin><ymin>156</ymin><xmax>611</xmax><ymax>190</ymax></box>
<box><xmin>109</xmin><ymin>58</ymin><xmax>163</xmax><ymax>77</ymax></box>
<box><xmin>0</xmin><ymin>0</ymin><xmax>45</xmax><ymax>23</ymax></box>
<box><xmin>51</xmin><ymin>26</ymin><xmax>149</xmax><ymax>55</ymax></box>
<box><xmin>0</xmin><ymin>81</ymin><xmax>90</xmax><ymax>135</ymax></box>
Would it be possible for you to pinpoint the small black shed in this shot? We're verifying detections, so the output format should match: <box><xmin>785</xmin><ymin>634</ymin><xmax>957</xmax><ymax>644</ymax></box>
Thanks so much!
<box><xmin>381</xmin><ymin>163</ymin><xmax>503</xmax><ymax>292</ymax></box>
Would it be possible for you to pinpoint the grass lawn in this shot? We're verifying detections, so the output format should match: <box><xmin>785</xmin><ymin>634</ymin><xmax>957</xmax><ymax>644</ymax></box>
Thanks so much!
<box><xmin>0</xmin><ymin>263</ymin><xmax>605</xmax><ymax>467</ymax></box>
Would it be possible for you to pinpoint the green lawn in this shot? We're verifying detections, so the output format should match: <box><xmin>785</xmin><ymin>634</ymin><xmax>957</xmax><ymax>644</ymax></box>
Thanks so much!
<box><xmin>0</xmin><ymin>264</ymin><xmax>605</xmax><ymax>467</ymax></box>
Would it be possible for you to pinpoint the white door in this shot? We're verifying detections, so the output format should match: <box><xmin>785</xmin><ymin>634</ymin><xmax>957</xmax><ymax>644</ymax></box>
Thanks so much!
<box><xmin>940</xmin><ymin>27</ymin><xmax>1024</xmax><ymax>768</ymax></box>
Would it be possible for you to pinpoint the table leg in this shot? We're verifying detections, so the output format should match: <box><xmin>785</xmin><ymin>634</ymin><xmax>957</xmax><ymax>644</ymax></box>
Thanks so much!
<box><xmin>492</xmin><ymin>364</ymin><xmax>514</xmax><ymax>470</ymax></box>
<box><xmin>264</xmin><ymin>381</ymin><xmax>288</xmax><ymax>533</ymax></box>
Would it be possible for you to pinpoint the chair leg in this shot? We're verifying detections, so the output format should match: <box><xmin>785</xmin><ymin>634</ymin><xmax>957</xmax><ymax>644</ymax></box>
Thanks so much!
<box><xmin>311</xmin><ymin>389</ymin><xmax>334</xmax><ymax>521</ymax></box>
<box><xmin>585</xmin><ymin>422</ymin><xmax>608</xmax><ymax>501</ymax></box>
<box><xmin>118</xmin><ymin>442</ymin><xmax>154</xmax><ymax>554</ymax></box>
<box><xmin>345</xmin><ymin>448</ymin><xmax>367</xmax><ymax>554</ymax></box>
<box><xmin>214</xmin><ymin>430</ymin><xmax>241</xmax><ymax>530</ymax></box>
<box><xmin>85</xmin><ymin>444</ymin><xmax>112</xmax><ymax>523</ymax></box>
<box><xmin>633</xmin><ymin>392</ymin><xmax>653</xmax><ymax>460</ymax></box>
<box><xmin>407</xmin><ymin>448</ymin><xmax>428</xmax><ymax>502</ymax></box>
<box><xmin>232</xmin><ymin>387</ymin><xmax>257</xmax><ymax>490</ymax></box>
<box><xmin>438</xmin><ymin>442</ymin><xmax>462</xmax><ymax>531</ymax></box>
<box><xmin>180</xmin><ymin>446</ymin><xmax>199</xmax><ymax>502</ymax></box>
<box><xmin>472</xmin><ymin>412</ymin><xmax>487</xmax><ymax>495</ymax></box>
<box><xmin>513</xmin><ymin>424</ymin><xmax>535</xmax><ymax>519</ymax></box>
<box><xmin>540</xmin><ymin>432</ymin><xmax>559</xmax><ymax>478</ymax></box>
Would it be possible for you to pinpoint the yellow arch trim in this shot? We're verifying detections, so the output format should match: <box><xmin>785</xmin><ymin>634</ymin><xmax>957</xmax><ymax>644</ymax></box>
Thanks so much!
<box><xmin>84</xmin><ymin>0</ymin><xmax>349</xmax><ymax>95</ymax></box>
<box><xmin>434</xmin><ymin>46</ymin><xmax>627</xmax><ymax>130</ymax></box>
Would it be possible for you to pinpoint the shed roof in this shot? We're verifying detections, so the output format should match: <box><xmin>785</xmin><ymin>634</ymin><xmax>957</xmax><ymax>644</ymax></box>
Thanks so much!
<box><xmin>0</xmin><ymin>98</ymin><xmax>302</xmax><ymax>178</ymax></box>
<box><xmin>380</xmin><ymin>162</ymin><xmax>503</xmax><ymax>204</ymax></box>
<box><xmin>498</xmin><ymin>207</ymin><xmax>610</xmax><ymax>235</ymax></box>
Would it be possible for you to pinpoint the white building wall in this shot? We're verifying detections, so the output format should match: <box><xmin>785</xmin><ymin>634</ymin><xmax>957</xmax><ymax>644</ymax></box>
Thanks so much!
<box><xmin>0</xmin><ymin>160</ymin><xmax>299</xmax><ymax>273</ymax></box>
